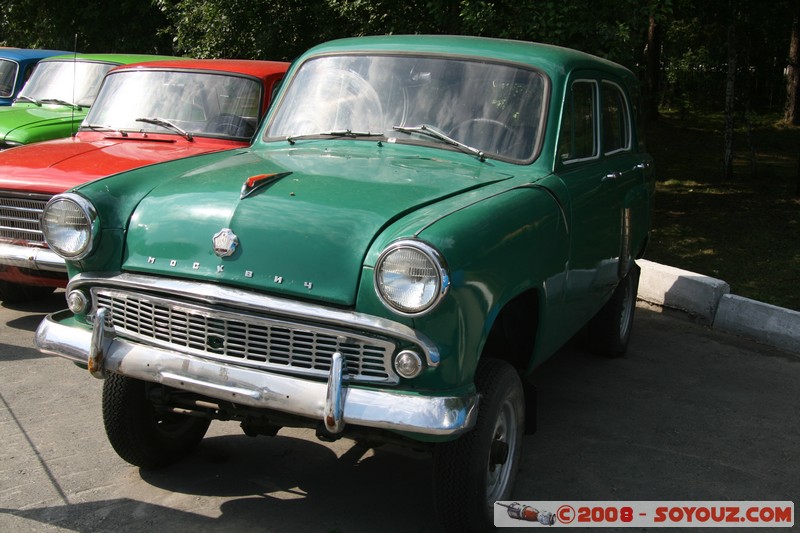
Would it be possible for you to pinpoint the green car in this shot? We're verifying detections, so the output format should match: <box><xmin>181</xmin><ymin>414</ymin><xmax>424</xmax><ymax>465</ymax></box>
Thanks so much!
<box><xmin>36</xmin><ymin>36</ymin><xmax>655</xmax><ymax>531</ymax></box>
<box><xmin>0</xmin><ymin>53</ymin><xmax>175</xmax><ymax>148</ymax></box>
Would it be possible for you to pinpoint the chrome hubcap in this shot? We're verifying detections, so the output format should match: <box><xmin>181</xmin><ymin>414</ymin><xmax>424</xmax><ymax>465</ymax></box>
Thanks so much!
<box><xmin>486</xmin><ymin>399</ymin><xmax>518</xmax><ymax>504</ymax></box>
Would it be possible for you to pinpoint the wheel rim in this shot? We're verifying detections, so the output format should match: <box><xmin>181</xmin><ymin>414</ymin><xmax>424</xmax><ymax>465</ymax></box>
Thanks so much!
<box><xmin>486</xmin><ymin>397</ymin><xmax>519</xmax><ymax>504</ymax></box>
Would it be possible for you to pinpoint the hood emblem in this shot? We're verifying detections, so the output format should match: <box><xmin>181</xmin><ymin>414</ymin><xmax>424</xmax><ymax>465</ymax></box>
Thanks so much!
<box><xmin>212</xmin><ymin>228</ymin><xmax>239</xmax><ymax>258</ymax></box>
<box><xmin>240</xmin><ymin>172</ymin><xmax>293</xmax><ymax>199</ymax></box>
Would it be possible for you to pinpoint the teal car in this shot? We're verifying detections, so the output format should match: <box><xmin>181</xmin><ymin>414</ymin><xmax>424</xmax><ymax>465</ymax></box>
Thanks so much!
<box><xmin>0</xmin><ymin>53</ymin><xmax>175</xmax><ymax>148</ymax></box>
<box><xmin>35</xmin><ymin>36</ymin><xmax>655</xmax><ymax>531</ymax></box>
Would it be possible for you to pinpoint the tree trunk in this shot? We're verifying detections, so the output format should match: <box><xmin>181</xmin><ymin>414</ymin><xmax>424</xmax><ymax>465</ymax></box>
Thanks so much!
<box><xmin>784</xmin><ymin>12</ymin><xmax>800</xmax><ymax>125</ymax></box>
<box><xmin>644</xmin><ymin>14</ymin><xmax>662</xmax><ymax>123</ymax></box>
<box><xmin>723</xmin><ymin>13</ymin><xmax>737</xmax><ymax>181</ymax></box>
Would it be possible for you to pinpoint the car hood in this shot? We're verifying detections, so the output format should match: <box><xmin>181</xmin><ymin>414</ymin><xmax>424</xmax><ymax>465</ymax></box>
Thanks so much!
<box><xmin>122</xmin><ymin>144</ymin><xmax>514</xmax><ymax>306</ymax></box>
<box><xmin>0</xmin><ymin>135</ymin><xmax>244</xmax><ymax>194</ymax></box>
<box><xmin>0</xmin><ymin>104</ymin><xmax>84</xmax><ymax>144</ymax></box>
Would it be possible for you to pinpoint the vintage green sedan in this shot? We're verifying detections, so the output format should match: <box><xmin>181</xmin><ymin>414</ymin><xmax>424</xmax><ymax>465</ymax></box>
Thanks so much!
<box><xmin>35</xmin><ymin>35</ymin><xmax>654</xmax><ymax>531</ymax></box>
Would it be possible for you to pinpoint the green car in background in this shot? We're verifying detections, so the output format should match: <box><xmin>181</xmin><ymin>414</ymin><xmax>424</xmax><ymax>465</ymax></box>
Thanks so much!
<box><xmin>36</xmin><ymin>35</ymin><xmax>655</xmax><ymax>532</ymax></box>
<box><xmin>0</xmin><ymin>53</ymin><xmax>175</xmax><ymax>148</ymax></box>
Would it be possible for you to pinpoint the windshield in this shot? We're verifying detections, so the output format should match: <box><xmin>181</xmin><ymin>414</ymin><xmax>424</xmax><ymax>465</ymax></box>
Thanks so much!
<box><xmin>266</xmin><ymin>54</ymin><xmax>546</xmax><ymax>161</ymax></box>
<box><xmin>17</xmin><ymin>60</ymin><xmax>115</xmax><ymax>107</ymax></box>
<box><xmin>84</xmin><ymin>70</ymin><xmax>263</xmax><ymax>138</ymax></box>
<box><xmin>0</xmin><ymin>59</ymin><xmax>19</xmax><ymax>98</ymax></box>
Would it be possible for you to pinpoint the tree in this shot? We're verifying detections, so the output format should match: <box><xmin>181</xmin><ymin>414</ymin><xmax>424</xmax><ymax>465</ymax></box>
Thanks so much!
<box><xmin>784</xmin><ymin>10</ymin><xmax>800</xmax><ymax>125</ymax></box>
<box><xmin>0</xmin><ymin>0</ymin><xmax>172</xmax><ymax>53</ymax></box>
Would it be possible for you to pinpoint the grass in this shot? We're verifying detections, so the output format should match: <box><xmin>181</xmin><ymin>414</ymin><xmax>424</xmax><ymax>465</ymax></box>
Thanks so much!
<box><xmin>645</xmin><ymin>110</ymin><xmax>800</xmax><ymax>312</ymax></box>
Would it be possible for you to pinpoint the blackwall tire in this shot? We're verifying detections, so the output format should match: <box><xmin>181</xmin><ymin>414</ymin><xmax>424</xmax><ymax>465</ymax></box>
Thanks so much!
<box><xmin>102</xmin><ymin>373</ymin><xmax>210</xmax><ymax>469</ymax></box>
<box><xmin>433</xmin><ymin>358</ymin><xmax>525</xmax><ymax>532</ymax></box>
<box><xmin>587</xmin><ymin>263</ymin><xmax>640</xmax><ymax>357</ymax></box>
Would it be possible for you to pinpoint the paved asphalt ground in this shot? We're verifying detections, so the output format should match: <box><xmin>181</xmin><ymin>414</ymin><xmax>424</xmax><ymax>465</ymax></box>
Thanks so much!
<box><xmin>1</xmin><ymin>292</ymin><xmax>798</xmax><ymax>532</ymax></box>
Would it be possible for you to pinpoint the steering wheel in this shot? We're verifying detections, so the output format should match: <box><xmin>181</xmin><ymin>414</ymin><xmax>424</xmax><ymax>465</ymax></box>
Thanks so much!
<box><xmin>207</xmin><ymin>114</ymin><xmax>255</xmax><ymax>137</ymax></box>
<box><xmin>448</xmin><ymin>118</ymin><xmax>517</xmax><ymax>153</ymax></box>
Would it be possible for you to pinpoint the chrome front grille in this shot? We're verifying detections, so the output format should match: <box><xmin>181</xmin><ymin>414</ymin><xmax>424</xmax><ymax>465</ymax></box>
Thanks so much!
<box><xmin>93</xmin><ymin>288</ymin><xmax>399</xmax><ymax>384</ymax></box>
<box><xmin>0</xmin><ymin>195</ymin><xmax>49</xmax><ymax>243</ymax></box>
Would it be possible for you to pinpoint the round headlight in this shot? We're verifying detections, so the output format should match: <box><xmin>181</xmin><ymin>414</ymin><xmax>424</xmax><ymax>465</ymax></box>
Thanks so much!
<box><xmin>375</xmin><ymin>240</ymin><xmax>449</xmax><ymax>315</ymax></box>
<box><xmin>41</xmin><ymin>194</ymin><xmax>98</xmax><ymax>260</ymax></box>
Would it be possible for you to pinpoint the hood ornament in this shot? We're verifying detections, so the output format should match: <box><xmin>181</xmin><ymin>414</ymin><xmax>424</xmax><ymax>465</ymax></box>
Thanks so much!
<box><xmin>212</xmin><ymin>228</ymin><xmax>239</xmax><ymax>258</ymax></box>
<box><xmin>240</xmin><ymin>171</ymin><xmax>292</xmax><ymax>199</ymax></box>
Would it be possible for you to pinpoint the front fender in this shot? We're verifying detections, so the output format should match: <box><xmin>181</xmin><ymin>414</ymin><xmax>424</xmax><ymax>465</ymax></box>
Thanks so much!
<box><xmin>360</xmin><ymin>183</ymin><xmax>570</xmax><ymax>390</ymax></box>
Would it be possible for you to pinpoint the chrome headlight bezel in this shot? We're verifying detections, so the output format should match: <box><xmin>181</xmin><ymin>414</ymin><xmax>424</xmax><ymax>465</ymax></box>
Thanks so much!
<box><xmin>374</xmin><ymin>239</ymin><xmax>450</xmax><ymax>316</ymax></box>
<box><xmin>41</xmin><ymin>193</ymin><xmax>99</xmax><ymax>260</ymax></box>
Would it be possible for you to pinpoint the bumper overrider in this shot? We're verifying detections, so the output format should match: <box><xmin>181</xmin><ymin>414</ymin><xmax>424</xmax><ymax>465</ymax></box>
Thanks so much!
<box><xmin>34</xmin><ymin>272</ymin><xmax>478</xmax><ymax>437</ymax></box>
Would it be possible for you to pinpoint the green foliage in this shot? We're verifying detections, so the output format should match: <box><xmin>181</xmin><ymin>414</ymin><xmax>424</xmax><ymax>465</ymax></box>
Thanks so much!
<box><xmin>647</xmin><ymin>111</ymin><xmax>800</xmax><ymax>311</ymax></box>
<box><xmin>0</xmin><ymin>0</ymin><xmax>172</xmax><ymax>53</ymax></box>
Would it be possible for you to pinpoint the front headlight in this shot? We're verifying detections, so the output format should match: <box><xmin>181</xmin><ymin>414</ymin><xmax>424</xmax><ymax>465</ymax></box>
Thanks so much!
<box><xmin>375</xmin><ymin>239</ymin><xmax>449</xmax><ymax>315</ymax></box>
<box><xmin>41</xmin><ymin>193</ymin><xmax>98</xmax><ymax>260</ymax></box>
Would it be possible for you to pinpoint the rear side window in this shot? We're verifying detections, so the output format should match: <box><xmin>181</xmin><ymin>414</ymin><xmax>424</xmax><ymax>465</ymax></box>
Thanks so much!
<box><xmin>558</xmin><ymin>80</ymin><xmax>597</xmax><ymax>163</ymax></box>
<box><xmin>602</xmin><ymin>81</ymin><xmax>631</xmax><ymax>154</ymax></box>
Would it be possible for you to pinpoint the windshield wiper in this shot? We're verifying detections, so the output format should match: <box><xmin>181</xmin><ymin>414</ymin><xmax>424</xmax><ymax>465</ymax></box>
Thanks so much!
<box><xmin>40</xmin><ymin>98</ymin><xmax>82</xmax><ymax>109</ymax></box>
<box><xmin>392</xmin><ymin>124</ymin><xmax>485</xmax><ymax>162</ymax></box>
<box><xmin>81</xmin><ymin>123</ymin><xmax>128</xmax><ymax>137</ymax></box>
<box><xmin>15</xmin><ymin>95</ymin><xmax>41</xmax><ymax>106</ymax></box>
<box><xmin>286</xmin><ymin>129</ymin><xmax>384</xmax><ymax>144</ymax></box>
<box><xmin>135</xmin><ymin>117</ymin><xmax>193</xmax><ymax>142</ymax></box>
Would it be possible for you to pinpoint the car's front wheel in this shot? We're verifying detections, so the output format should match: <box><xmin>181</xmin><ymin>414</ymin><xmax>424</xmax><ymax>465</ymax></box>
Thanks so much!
<box><xmin>432</xmin><ymin>358</ymin><xmax>525</xmax><ymax>532</ymax></box>
<box><xmin>102</xmin><ymin>374</ymin><xmax>211</xmax><ymax>469</ymax></box>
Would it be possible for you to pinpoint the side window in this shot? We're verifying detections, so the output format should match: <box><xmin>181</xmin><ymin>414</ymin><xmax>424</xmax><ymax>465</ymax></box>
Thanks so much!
<box><xmin>558</xmin><ymin>80</ymin><xmax>597</xmax><ymax>163</ymax></box>
<box><xmin>601</xmin><ymin>81</ymin><xmax>631</xmax><ymax>154</ymax></box>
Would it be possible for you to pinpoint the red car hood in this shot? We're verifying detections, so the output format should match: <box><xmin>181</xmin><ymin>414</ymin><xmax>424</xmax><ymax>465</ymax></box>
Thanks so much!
<box><xmin>0</xmin><ymin>133</ymin><xmax>245</xmax><ymax>194</ymax></box>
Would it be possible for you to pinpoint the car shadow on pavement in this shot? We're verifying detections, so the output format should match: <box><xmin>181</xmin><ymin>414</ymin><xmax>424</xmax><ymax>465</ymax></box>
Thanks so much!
<box><xmin>139</xmin><ymin>431</ymin><xmax>438</xmax><ymax>531</ymax></box>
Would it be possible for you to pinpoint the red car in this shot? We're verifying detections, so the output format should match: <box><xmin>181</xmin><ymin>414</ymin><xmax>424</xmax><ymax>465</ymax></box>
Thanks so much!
<box><xmin>0</xmin><ymin>59</ymin><xmax>288</xmax><ymax>302</ymax></box>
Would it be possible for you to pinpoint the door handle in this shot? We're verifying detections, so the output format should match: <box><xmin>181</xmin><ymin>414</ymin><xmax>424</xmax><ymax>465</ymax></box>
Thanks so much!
<box><xmin>602</xmin><ymin>171</ymin><xmax>621</xmax><ymax>182</ymax></box>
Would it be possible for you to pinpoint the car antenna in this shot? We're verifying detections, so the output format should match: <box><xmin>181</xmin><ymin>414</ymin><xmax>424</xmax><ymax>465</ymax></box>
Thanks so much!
<box><xmin>71</xmin><ymin>34</ymin><xmax>77</xmax><ymax>138</ymax></box>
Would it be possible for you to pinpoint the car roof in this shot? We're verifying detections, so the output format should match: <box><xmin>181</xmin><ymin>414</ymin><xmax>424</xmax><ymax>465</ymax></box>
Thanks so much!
<box><xmin>42</xmin><ymin>53</ymin><xmax>178</xmax><ymax>66</ymax></box>
<box><xmin>302</xmin><ymin>35</ymin><xmax>636</xmax><ymax>84</ymax></box>
<box><xmin>0</xmin><ymin>48</ymin><xmax>70</xmax><ymax>62</ymax></box>
<box><xmin>109</xmin><ymin>58</ymin><xmax>290</xmax><ymax>79</ymax></box>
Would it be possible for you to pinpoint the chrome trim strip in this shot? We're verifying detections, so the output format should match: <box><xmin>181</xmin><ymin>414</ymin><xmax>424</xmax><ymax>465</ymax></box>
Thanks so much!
<box><xmin>35</xmin><ymin>313</ymin><xmax>477</xmax><ymax>436</ymax></box>
<box><xmin>68</xmin><ymin>272</ymin><xmax>440</xmax><ymax>366</ymax></box>
<box><xmin>0</xmin><ymin>242</ymin><xmax>66</xmax><ymax>272</ymax></box>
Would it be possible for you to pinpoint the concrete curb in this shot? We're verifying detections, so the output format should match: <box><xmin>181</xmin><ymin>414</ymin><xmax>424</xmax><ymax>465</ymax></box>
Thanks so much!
<box><xmin>636</xmin><ymin>259</ymin><xmax>800</xmax><ymax>355</ymax></box>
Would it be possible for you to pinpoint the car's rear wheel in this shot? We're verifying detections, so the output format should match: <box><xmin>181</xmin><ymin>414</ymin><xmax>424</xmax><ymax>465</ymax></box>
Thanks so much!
<box><xmin>102</xmin><ymin>374</ymin><xmax>210</xmax><ymax>469</ymax></box>
<box><xmin>433</xmin><ymin>358</ymin><xmax>525</xmax><ymax>532</ymax></box>
<box><xmin>587</xmin><ymin>263</ymin><xmax>640</xmax><ymax>357</ymax></box>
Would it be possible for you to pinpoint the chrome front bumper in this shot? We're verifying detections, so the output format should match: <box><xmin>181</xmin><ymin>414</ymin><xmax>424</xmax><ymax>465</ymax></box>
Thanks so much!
<box><xmin>0</xmin><ymin>242</ymin><xmax>66</xmax><ymax>272</ymax></box>
<box><xmin>35</xmin><ymin>310</ymin><xmax>478</xmax><ymax>437</ymax></box>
